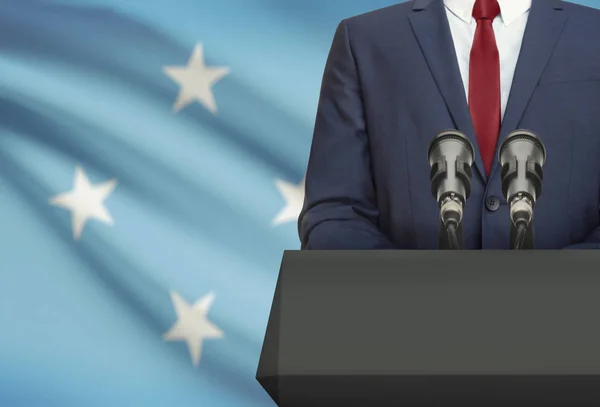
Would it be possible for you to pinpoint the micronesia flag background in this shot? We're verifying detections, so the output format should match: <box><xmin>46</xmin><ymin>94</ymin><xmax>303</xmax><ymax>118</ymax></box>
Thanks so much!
<box><xmin>1</xmin><ymin>0</ymin><xmax>599</xmax><ymax>405</ymax></box>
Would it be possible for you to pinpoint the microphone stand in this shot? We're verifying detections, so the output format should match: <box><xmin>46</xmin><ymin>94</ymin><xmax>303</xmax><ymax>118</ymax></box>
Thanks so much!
<box><xmin>439</xmin><ymin>220</ymin><xmax>463</xmax><ymax>250</ymax></box>
<box><xmin>438</xmin><ymin>193</ymin><xmax>464</xmax><ymax>250</ymax></box>
<box><xmin>498</xmin><ymin>132</ymin><xmax>545</xmax><ymax>250</ymax></box>
<box><xmin>510</xmin><ymin>220</ymin><xmax>534</xmax><ymax>250</ymax></box>
<box><xmin>504</xmin><ymin>176</ymin><xmax>540</xmax><ymax>250</ymax></box>
<box><xmin>427</xmin><ymin>130</ymin><xmax>474</xmax><ymax>251</ymax></box>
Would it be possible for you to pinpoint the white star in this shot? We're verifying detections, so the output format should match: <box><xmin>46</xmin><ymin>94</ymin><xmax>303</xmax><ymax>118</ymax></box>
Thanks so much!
<box><xmin>272</xmin><ymin>177</ymin><xmax>305</xmax><ymax>226</ymax></box>
<box><xmin>49</xmin><ymin>165</ymin><xmax>117</xmax><ymax>240</ymax></box>
<box><xmin>164</xmin><ymin>291</ymin><xmax>224</xmax><ymax>367</ymax></box>
<box><xmin>163</xmin><ymin>43</ymin><xmax>230</xmax><ymax>114</ymax></box>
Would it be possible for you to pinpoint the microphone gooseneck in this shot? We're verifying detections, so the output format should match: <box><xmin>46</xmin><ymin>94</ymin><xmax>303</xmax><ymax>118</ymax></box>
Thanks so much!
<box><xmin>428</xmin><ymin>130</ymin><xmax>475</xmax><ymax>250</ymax></box>
<box><xmin>445</xmin><ymin>222</ymin><xmax>460</xmax><ymax>250</ymax></box>
<box><xmin>498</xmin><ymin>129</ymin><xmax>546</xmax><ymax>250</ymax></box>
<box><xmin>513</xmin><ymin>222</ymin><xmax>528</xmax><ymax>250</ymax></box>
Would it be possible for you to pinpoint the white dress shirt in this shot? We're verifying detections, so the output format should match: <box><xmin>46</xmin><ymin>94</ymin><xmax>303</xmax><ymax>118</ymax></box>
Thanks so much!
<box><xmin>444</xmin><ymin>0</ymin><xmax>531</xmax><ymax>120</ymax></box>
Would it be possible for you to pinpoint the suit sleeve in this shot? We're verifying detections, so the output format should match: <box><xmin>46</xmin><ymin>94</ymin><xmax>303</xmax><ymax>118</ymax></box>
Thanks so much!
<box><xmin>298</xmin><ymin>19</ymin><xmax>396</xmax><ymax>250</ymax></box>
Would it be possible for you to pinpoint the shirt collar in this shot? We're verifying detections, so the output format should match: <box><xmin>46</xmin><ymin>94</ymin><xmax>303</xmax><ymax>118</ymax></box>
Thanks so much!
<box><xmin>444</xmin><ymin>0</ymin><xmax>531</xmax><ymax>26</ymax></box>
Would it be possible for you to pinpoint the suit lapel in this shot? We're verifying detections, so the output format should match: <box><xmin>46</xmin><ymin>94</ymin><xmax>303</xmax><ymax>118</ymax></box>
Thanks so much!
<box><xmin>488</xmin><ymin>0</ymin><xmax>567</xmax><ymax>181</ymax></box>
<box><xmin>409</xmin><ymin>0</ymin><xmax>486</xmax><ymax>181</ymax></box>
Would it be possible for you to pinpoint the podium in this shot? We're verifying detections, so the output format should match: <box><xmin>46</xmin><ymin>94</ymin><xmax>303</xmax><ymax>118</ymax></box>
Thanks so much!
<box><xmin>256</xmin><ymin>250</ymin><xmax>600</xmax><ymax>406</ymax></box>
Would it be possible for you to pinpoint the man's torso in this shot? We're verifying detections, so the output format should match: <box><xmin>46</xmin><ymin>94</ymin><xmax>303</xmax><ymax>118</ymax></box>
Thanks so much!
<box><xmin>345</xmin><ymin>0</ymin><xmax>600</xmax><ymax>249</ymax></box>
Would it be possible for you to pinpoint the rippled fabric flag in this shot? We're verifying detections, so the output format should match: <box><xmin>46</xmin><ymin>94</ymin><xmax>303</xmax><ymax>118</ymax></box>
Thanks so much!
<box><xmin>1</xmin><ymin>0</ymin><xmax>600</xmax><ymax>406</ymax></box>
<box><xmin>0</xmin><ymin>0</ymin><xmax>402</xmax><ymax>405</ymax></box>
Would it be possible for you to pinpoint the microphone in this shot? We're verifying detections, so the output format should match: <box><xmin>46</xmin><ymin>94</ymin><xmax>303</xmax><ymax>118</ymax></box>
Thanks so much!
<box><xmin>498</xmin><ymin>129</ymin><xmax>546</xmax><ymax>250</ymax></box>
<box><xmin>428</xmin><ymin>130</ymin><xmax>475</xmax><ymax>250</ymax></box>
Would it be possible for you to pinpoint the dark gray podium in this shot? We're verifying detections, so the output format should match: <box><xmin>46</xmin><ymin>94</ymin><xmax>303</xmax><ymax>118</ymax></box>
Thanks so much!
<box><xmin>256</xmin><ymin>250</ymin><xmax>600</xmax><ymax>406</ymax></box>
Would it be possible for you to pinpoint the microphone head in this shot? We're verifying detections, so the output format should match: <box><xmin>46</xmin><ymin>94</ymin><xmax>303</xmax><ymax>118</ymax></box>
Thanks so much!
<box><xmin>498</xmin><ymin>129</ymin><xmax>546</xmax><ymax>167</ymax></box>
<box><xmin>428</xmin><ymin>130</ymin><xmax>475</xmax><ymax>167</ymax></box>
<box><xmin>428</xmin><ymin>130</ymin><xmax>475</xmax><ymax>204</ymax></box>
<box><xmin>498</xmin><ymin>129</ymin><xmax>546</xmax><ymax>205</ymax></box>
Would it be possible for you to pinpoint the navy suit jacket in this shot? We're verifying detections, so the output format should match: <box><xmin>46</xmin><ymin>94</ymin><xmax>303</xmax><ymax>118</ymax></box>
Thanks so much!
<box><xmin>299</xmin><ymin>0</ymin><xmax>600</xmax><ymax>250</ymax></box>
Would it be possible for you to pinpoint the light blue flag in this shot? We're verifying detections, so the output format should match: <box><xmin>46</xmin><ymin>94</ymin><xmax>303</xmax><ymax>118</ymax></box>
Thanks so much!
<box><xmin>0</xmin><ymin>0</ymin><xmax>399</xmax><ymax>405</ymax></box>
<box><xmin>1</xmin><ymin>0</ymin><xmax>599</xmax><ymax>406</ymax></box>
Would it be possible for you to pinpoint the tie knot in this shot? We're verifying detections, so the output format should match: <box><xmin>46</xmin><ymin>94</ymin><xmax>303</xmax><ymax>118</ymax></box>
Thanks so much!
<box><xmin>472</xmin><ymin>0</ymin><xmax>501</xmax><ymax>21</ymax></box>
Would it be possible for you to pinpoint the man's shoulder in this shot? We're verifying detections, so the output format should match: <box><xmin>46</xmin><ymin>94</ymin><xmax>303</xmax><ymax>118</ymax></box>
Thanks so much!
<box><xmin>343</xmin><ymin>1</ymin><xmax>415</xmax><ymax>31</ymax></box>
<box><xmin>556</xmin><ymin>0</ymin><xmax>600</xmax><ymax>26</ymax></box>
<box><xmin>342</xmin><ymin>1</ymin><xmax>600</xmax><ymax>25</ymax></box>
<box><xmin>560</xmin><ymin>1</ymin><xmax>600</xmax><ymax>40</ymax></box>
<box><xmin>562</xmin><ymin>0</ymin><xmax>600</xmax><ymax>15</ymax></box>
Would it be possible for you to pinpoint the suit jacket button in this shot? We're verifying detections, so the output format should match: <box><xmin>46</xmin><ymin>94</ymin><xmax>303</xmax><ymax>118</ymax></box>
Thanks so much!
<box><xmin>485</xmin><ymin>195</ymin><xmax>500</xmax><ymax>212</ymax></box>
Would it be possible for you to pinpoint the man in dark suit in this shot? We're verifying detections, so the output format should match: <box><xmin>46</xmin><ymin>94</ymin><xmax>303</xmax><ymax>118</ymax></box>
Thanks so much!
<box><xmin>298</xmin><ymin>0</ymin><xmax>600</xmax><ymax>250</ymax></box>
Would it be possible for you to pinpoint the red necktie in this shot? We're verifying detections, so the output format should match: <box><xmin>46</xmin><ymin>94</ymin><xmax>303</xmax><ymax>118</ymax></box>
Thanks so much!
<box><xmin>469</xmin><ymin>0</ymin><xmax>501</xmax><ymax>176</ymax></box>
